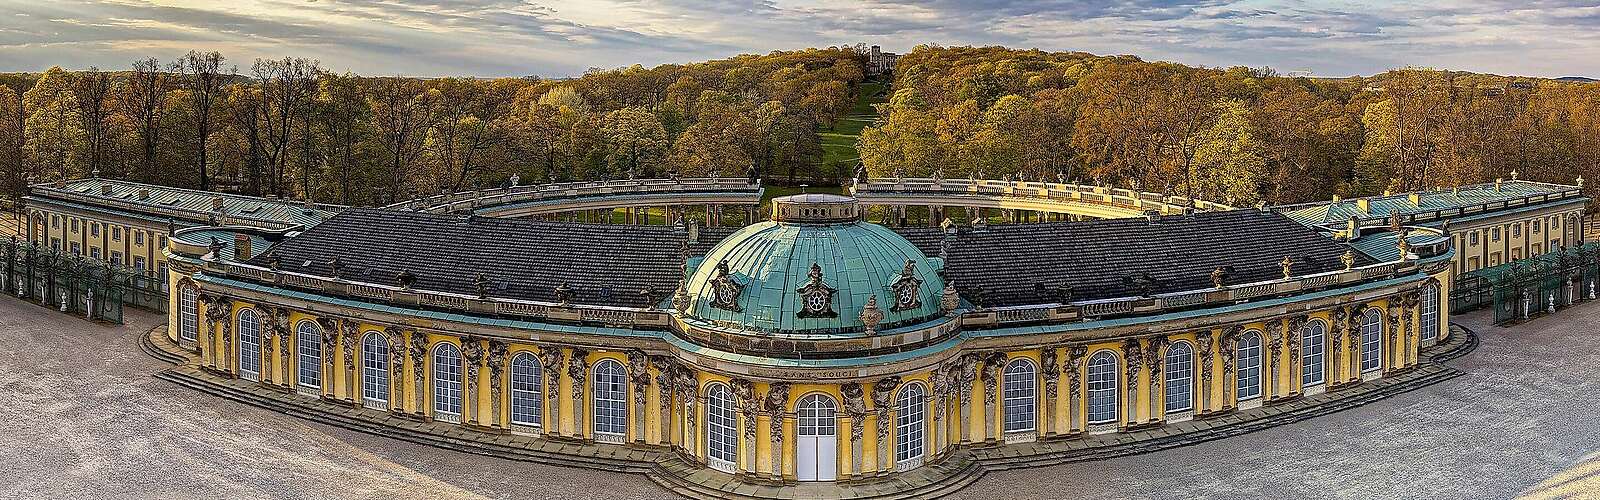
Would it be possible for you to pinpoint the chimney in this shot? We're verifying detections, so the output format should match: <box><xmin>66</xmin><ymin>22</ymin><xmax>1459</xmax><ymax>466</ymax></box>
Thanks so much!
<box><xmin>100</xmin><ymin>184</ymin><xmax>113</xmax><ymax>195</ymax></box>
<box><xmin>1356</xmin><ymin>199</ymin><xmax>1370</xmax><ymax>213</ymax></box>
<box><xmin>1144</xmin><ymin>209</ymin><xmax>1161</xmax><ymax>223</ymax></box>
<box><xmin>1408</xmin><ymin>192</ymin><xmax>1421</xmax><ymax>206</ymax></box>
<box><xmin>1495</xmin><ymin>178</ymin><xmax>1503</xmax><ymax>191</ymax></box>
<box><xmin>1347</xmin><ymin>215</ymin><xmax>1362</xmax><ymax>240</ymax></box>
<box><xmin>138</xmin><ymin>189</ymin><xmax>150</xmax><ymax>201</ymax></box>
<box><xmin>1332</xmin><ymin>194</ymin><xmax>1341</xmax><ymax>202</ymax></box>
<box><xmin>212</xmin><ymin>196</ymin><xmax>225</xmax><ymax>212</ymax></box>
<box><xmin>234</xmin><ymin>233</ymin><xmax>251</xmax><ymax>260</ymax></box>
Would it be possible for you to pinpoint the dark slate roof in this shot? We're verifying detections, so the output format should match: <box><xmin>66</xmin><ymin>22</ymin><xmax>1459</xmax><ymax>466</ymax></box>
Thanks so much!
<box><xmin>897</xmin><ymin>210</ymin><xmax>1367</xmax><ymax>307</ymax></box>
<box><xmin>246</xmin><ymin>208</ymin><xmax>730</xmax><ymax>308</ymax></box>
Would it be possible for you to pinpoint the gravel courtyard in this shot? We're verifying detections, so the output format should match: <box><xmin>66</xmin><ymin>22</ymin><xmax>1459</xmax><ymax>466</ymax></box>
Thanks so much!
<box><xmin>1</xmin><ymin>296</ymin><xmax>1596</xmax><ymax>499</ymax></box>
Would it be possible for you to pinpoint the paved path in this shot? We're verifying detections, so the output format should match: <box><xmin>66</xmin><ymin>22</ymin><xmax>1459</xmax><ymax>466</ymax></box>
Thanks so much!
<box><xmin>3</xmin><ymin>294</ymin><xmax>1598</xmax><ymax>499</ymax></box>
<box><xmin>0</xmin><ymin>298</ymin><xmax>667</xmax><ymax>499</ymax></box>
<box><xmin>957</xmin><ymin>309</ymin><xmax>1600</xmax><ymax>500</ymax></box>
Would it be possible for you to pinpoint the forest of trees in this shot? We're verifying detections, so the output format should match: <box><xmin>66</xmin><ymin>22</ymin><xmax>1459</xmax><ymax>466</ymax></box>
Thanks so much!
<box><xmin>5</xmin><ymin>44</ymin><xmax>1600</xmax><ymax>211</ymax></box>
<box><xmin>0</xmin><ymin>47</ymin><xmax>866</xmax><ymax>206</ymax></box>
<box><xmin>860</xmin><ymin>46</ymin><xmax>1600</xmax><ymax>206</ymax></box>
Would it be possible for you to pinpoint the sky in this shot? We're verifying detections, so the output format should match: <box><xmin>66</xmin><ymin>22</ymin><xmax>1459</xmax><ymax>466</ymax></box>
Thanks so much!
<box><xmin>1</xmin><ymin>1</ymin><xmax>1598</xmax><ymax>79</ymax></box>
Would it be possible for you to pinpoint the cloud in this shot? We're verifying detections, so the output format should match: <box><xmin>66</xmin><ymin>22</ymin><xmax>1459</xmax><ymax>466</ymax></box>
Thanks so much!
<box><xmin>0</xmin><ymin>0</ymin><xmax>1595</xmax><ymax>78</ymax></box>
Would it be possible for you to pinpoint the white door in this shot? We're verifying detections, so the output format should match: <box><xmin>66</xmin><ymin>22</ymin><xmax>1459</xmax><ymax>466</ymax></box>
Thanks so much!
<box><xmin>797</xmin><ymin>394</ymin><xmax>838</xmax><ymax>481</ymax></box>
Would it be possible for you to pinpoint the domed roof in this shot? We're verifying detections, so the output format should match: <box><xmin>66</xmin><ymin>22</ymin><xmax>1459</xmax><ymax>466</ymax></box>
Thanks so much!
<box><xmin>680</xmin><ymin>195</ymin><xmax>947</xmax><ymax>335</ymax></box>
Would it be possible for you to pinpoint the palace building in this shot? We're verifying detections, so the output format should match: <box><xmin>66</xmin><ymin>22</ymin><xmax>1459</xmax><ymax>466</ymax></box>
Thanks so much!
<box><xmin>160</xmin><ymin>186</ymin><xmax>1456</xmax><ymax>486</ymax></box>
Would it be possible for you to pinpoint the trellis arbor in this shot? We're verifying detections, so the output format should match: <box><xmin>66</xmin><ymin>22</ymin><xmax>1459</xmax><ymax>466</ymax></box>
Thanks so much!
<box><xmin>1450</xmin><ymin>241</ymin><xmax>1600</xmax><ymax>324</ymax></box>
<box><xmin>2</xmin><ymin>237</ymin><xmax>167</xmax><ymax>323</ymax></box>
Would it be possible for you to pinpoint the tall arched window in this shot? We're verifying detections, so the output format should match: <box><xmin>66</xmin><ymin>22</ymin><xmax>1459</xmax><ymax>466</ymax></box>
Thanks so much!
<box><xmin>894</xmin><ymin>382</ymin><xmax>926</xmax><ymax>466</ymax></box>
<box><xmin>237</xmin><ymin>309</ymin><xmax>261</xmax><ymax>382</ymax></box>
<box><xmin>705</xmin><ymin>383</ymin><xmax>738</xmax><ymax>472</ymax></box>
<box><xmin>1361</xmin><ymin>308</ymin><xmax>1383</xmax><ymax>373</ymax></box>
<box><xmin>1164</xmin><ymin>341</ymin><xmax>1194</xmax><ymax>413</ymax></box>
<box><xmin>510</xmin><ymin>353</ymin><xmax>543</xmax><ymax>428</ymax></box>
<box><xmin>178</xmin><ymin>286</ymin><xmax>198</xmax><ymax>343</ymax></box>
<box><xmin>796</xmin><ymin>393</ymin><xmax>838</xmax><ymax>481</ymax></box>
<box><xmin>360</xmin><ymin>332</ymin><xmax>389</xmax><ymax>409</ymax></box>
<box><xmin>1086</xmin><ymin>351</ymin><xmax>1118</xmax><ymax>424</ymax></box>
<box><xmin>1236</xmin><ymin>331</ymin><xmax>1263</xmax><ymax>401</ymax></box>
<box><xmin>592</xmin><ymin>359</ymin><xmax>628</xmax><ymax>439</ymax></box>
<box><xmin>1002</xmin><ymin>359</ymin><xmax>1036</xmax><ymax>433</ymax></box>
<box><xmin>1421</xmin><ymin>283</ymin><xmax>1441</xmax><ymax>341</ymax></box>
<box><xmin>1301</xmin><ymin>320</ymin><xmax>1327</xmax><ymax>387</ymax></box>
<box><xmin>433</xmin><ymin>343</ymin><xmax>464</xmax><ymax>422</ymax></box>
<box><xmin>296</xmin><ymin>320</ymin><xmax>322</xmax><ymax>391</ymax></box>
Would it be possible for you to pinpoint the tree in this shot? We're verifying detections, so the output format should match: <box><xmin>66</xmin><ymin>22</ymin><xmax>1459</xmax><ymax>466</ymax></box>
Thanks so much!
<box><xmin>23</xmin><ymin>67</ymin><xmax>85</xmax><ymax>181</ymax></box>
<box><xmin>252</xmin><ymin>57</ymin><xmax>321</xmax><ymax>197</ymax></box>
<box><xmin>69</xmin><ymin>67</ymin><xmax>112</xmax><ymax>177</ymax></box>
<box><xmin>425</xmin><ymin>78</ymin><xmax>520</xmax><ymax>192</ymax></box>
<box><xmin>119</xmin><ymin>57</ymin><xmax>171</xmax><ymax>182</ymax></box>
<box><xmin>597</xmin><ymin>107</ymin><xmax>668</xmax><ymax>179</ymax></box>
<box><xmin>368</xmin><ymin>77</ymin><xmax>437</xmax><ymax>202</ymax></box>
<box><xmin>1191</xmin><ymin>99</ymin><xmax>1268</xmax><ymax>205</ymax></box>
<box><xmin>0</xmin><ymin>86</ymin><xmax>25</xmax><ymax>200</ymax></box>
<box><xmin>180</xmin><ymin>51</ymin><xmax>230</xmax><ymax>190</ymax></box>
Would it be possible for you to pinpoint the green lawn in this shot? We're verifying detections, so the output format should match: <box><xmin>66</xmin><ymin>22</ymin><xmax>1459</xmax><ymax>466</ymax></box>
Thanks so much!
<box><xmin>819</xmin><ymin>81</ymin><xmax>888</xmax><ymax>178</ymax></box>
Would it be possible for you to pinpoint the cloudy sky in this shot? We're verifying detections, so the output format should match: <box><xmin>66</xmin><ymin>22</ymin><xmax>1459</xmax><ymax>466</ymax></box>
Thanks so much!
<box><xmin>2</xmin><ymin>1</ymin><xmax>1598</xmax><ymax>78</ymax></box>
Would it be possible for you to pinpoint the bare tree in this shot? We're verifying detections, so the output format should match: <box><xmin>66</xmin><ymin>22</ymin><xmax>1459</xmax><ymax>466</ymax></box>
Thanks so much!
<box><xmin>121</xmin><ymin>57</ymin><xmax>171</xmax><ymax>182</ymax></box>
<box><xmin>70</xmin><ymin>67</ymin><xmax>112</xmax><ymax>177</ymax></box>
<box><xmin>180</xmin><ymin>51</ymin><xmax>230</xmax><ymax>190</ymax></box>
<box><xmin>369</xmin><ymin>77</ymin><xmax>437</xmax><ymax>203</ymax></box>
<box><xmin>252</xmin><ymin>57</ymin><xmax>321</xmax><ymax>197</ymax></box>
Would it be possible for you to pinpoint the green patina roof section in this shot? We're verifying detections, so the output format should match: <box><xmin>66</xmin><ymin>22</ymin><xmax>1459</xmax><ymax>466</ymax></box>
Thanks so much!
<box><xmin>682</xmin><ymin>220</ymin><xmax>946</xmax><ymax>334</ymax></box>
<box><xmin>1280</xmin><ymin>180</ymin><xmax>1579</xmax><ymax>226</ymax></box>
<box><xmin>1348</xmin><ymin>232</ymin><xmax>1450</xmax><ymax>262</ymax></box>
<box><xmin>174</xmin><ymin>229</ymin><xmax>275</xmax><ymax>261</ymax></box>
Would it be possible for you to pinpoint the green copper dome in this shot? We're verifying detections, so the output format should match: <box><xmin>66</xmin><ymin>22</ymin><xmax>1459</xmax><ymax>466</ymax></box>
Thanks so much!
<box><xmin>681</xmin><ymin>195</ymin><xmax>947</xmax><ymax>335</ymax></box>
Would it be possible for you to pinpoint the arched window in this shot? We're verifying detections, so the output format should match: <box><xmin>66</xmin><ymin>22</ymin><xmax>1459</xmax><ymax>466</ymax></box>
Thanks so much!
<box><xmin>510</xmin><ymin>353</ymin><xmax>543</xmax><ymax>427</ymax></box>
<box><xmin>433</xmin><ymin>343</ymin><xmax>464</xmax><ymax>422</ymax></box>
<box><xmin>361</xmin><ymin>332</ymin><xmax>389</xmax><ymax>408</ymax></box>
<box><xmin>798</xmin><ymin>394</ymin><xmax>837</xmax><ymax>438</ymax></box>
<box><xmin>1301</xmin><ymin>320</ymin><xmax>1327</xmax><ymax>387</ymax></box>
<box><xmin>894</xmin><ymin>382</ymin><xmax>926</xmax><ymax>466</ymax></box>
<box><xmin>178</xmin><ymin>286</ymin><xmax>198</xmax><ymax>343</ymax></box>
<box><xmin>237</xmin><ymin>309</ymin><xmax>261</xmax><ymax>382</ymax></box>
<box><xmin>1421</xmin><ymin>283</ymin><xmax>1440</xmax><ymax>341</ymax></box>
<box><xmin>592</xmin><ymin>359</ymin><xmax>628</xmax><ymax>439</ymax></box>
<box><xmin>1086</xmin><ymin>351</ymin><xmax>1119</xmax><ymax>424</ymax></box>
<box><xmin>1164</xmin><ymin>342</ymin><xmax>1194</xmax><ymax>413</ymax></box>
<box><xmin>1002</xmin><ymin>359</ymin><xmax>1036</xmax><ymax>433</ymax></box>
<box><xmin>705</xmin><ymin>383</ymin><xmax>738</xmax><ymax>472</ymax></box>
<box><xmin>296</xmin><ymin>320</ymin><xmax>322</xmax><ymax>390</ymax></box>
<box><xmin>1236</xmin><ymin>331</ymin><xmax>1263</xmax><ymax>401</ymax></box>
<box><xmin>1361</xmin><ymin>308</ymin><xmax>1383</xmax><ymax>373</ymax></box>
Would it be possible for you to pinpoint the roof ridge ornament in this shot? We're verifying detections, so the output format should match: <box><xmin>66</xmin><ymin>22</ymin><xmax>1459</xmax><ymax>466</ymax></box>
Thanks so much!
<box><xmin>795</xmin><ymin>262</ymin><xmax>838</xmax><ymax>318</ymax></box>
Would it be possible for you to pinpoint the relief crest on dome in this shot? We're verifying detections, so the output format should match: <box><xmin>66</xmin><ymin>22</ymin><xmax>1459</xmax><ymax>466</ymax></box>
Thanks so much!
<box><xmin>795</xmin><ymin>262</ymin><xmax>838</xmax><ymax>318</ymax></box>
<box><xmin>708</xmin><ymin>261</ymin><xmax>745</xmax><ymax>312</ymax></box>
<box><xmin>889</xmin><ymin>259</ymin><xmax>924</xmax><ymax>312</ymax></box>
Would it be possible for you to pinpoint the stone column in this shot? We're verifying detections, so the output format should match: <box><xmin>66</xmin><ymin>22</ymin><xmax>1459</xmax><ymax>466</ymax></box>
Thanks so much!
<box><xmin>538</xmin><ymin>346</ymin><xmax>565</xmax><ymax>437</ymax></box>
<box><xmin>259</xmin><ymin>308</ymin><xmax>276</xmax><ymax>385</ymax></box>
<box><xmin>1145</xmin><ymin>336</ymin><xmax>1166</xmax><ymax>422</ymax></box>
<box><xmin>1387</xmin><ymin>304</ymin><xmax>1401</xmax><ymax>373</ymax></box>
<box><xmin>674</xmin><ymin>365</ymin><xmax>698</xmax><ymax>456</ymax></box>
<box><xmin>1066</xmin><ymin>345</ymin><xmax>1086</xmax><ymax>433</ymax></box>
<box><xmin>930</xmin><ymin>363</ymin><xmax>950</xmax><ymax>454</ymax></box>
<box><xmin>487</xmin><ymin>340</ymin><xmax>507</xmax><ymax>428</ymax></box>
<box><xmin>411</xmin><ymin>330</ymin><xmax>428</xmax><ymax>418</ymax></box>
<box><xmin>842</xmin><ymin>382</ymin><xmax>866</xmax><ymax>475</ymax></box>
<box><xmin>1196</xmin><ymin>331</ymin><xmax>1213</xmax><ymax>414</ymax></box>
<box><xmin>1287</xmin><ymin>316</ymin><xmax>1305</xmax><ymax>397</ymax></box>
<box><xmin>1122</xmin><ymin>339</ymin><xmax>1143</xmax><ymax>426</ymax></box>
<box><xmin>628</xmin><ymin>351</ymin><xmax>650</xmax><ymax>444</ymax></box>
<box><xmin>341</xmin><ymin>320</ymin><xmax>358</xmax><ymax>402</ymax></box>
<box><xmin>652</xmin><ymin>355</ymin><xmax>676</xmax><ymax>446</ymax></box>
<box><xmin>1346</xmin><ymin>305</ymin><xmax>1365</xmax><ymax>383</ymax></box>
<box><xmin>318</xmin><ymin>318</ymin><xmax>339</xmax><ymax>399</ymax></box>
<box><xmin>1040</xmin><ymin>346</ymin><xmax>1060</xmax><ymax>436</ymax></box>
<box><xmin>871</xmin><ymin>377</ymin><xmax>899</xmax><ymax>471</ymax></box>
<box><xmin>388</xmin><ymin>330</ymin><xmax>406</xmax><ymax>413</ymax></box>
<box><xmin>732</xmin><ymin>378</ymin><xmax>759</xmax><ymax>472</ymax></box>
<box><xmin>765</xmin><ymin>382</ymin><xmax>790</xmax><ymax>478</ymax></box>
<box><xmin>567</xmin><ymin>348</ymin><xmax>589</xmax><ymax>438</ymax></box>
<box><xmin>1330</xmin><ymin>308</ymin><xmax>1346</xmax><ymax>385</ymax></box>
<box><xmin>462</xmin><ymin>336</ymin><xmax>485</xmax><ymax>425</ymax></box>
<box><xmin>1266</xmin><ymin>320</ymin><xmax>1283</xmax><ymax>400</ymax></box>
<box><xmin>1220</xmin><ymin>327</ymin><xmax>1238</xmax><ymax>410</ymax></box>
<box><xmin>276</xmin><ymin>308</ymin><xmax>292</xmax><ymax>389</ymax></box>
<box><xmin>980</xmin><ymin>352</ymin><xmax>1004</xmax><ymax>442</ymax></box>
<box><xmin>956</xmin><ymin>355</ymin><xmax>976</xmax><ymax>443</ymax></box>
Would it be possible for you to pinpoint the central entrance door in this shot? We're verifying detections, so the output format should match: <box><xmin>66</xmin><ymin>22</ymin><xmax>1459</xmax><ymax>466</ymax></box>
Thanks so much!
<box><xmin>796</xmin><ymin>394</ymin><xmax>838</xmax><ymax>481</ymax></box>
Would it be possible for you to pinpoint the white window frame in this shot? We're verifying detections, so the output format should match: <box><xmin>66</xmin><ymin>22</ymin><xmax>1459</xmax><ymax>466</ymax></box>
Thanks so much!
<box><xmin>178</xmin><ymin>286</ymin><xmax>198</xmax><ymax>343</ymax></box>
<box><xmin>433</xmin><ymin>343</ymin><xmax>464</xmax><ymax>423</ymax></box>
<box><xmin>1001</xmin><ymin>359</ymin><xmax>1036</xmax><ymax>433</ymax></box>
<box><xmin>296</xmin><ymin>320</ymin><xmax>322</xmax><ymax>392</ymax></box>
<box><xmin>592</xmin><ymin>359</ymin><xmax>628</xmax><ymax>441</ymax></box>
<box><xmin>894</xmin><ymin>382</ymin><xmax>926</xmax><ymax>469</ymax></box>
<box><xmin>1164</xmin><ymin>341</ymin><xmax>1194</xmax><ymax>413</ymax></box>
<box><xmin>1236</xmin><ymin>331</ymin><xmax>1263</xmax><ymax>401</ymax></box>
<box><xmin>1301</xmin><ymin>320</ymin><xmax>1327</xmax><ymax>387</ymax></box>
<box><xmin>1086</xmin><ymin>351</ymin><xmax>1119</xmax><ymax>424</ymax></box>
<box><xmin>1421</xmin><ymin>283</ymin><xmax>1440</xmax><ymax>341</ymax></box>
<box><xmin>705</xmin><ymin>383</ymin><xmax>738</xmax><ymax>472</ymax></box>
<box><xmin>1361</xmin><ymin>308</ymin><xmax>1384</xmax><ymax>373</ymax></box>
<box><xmin>236</xmin><ymin>309</ymin><xmax>261</xmax><ymax>382</ymax></box>
<box><xmin>510</xmin><ymin>353</ymin><xmax>543</xmax><ymax>428</ymax></box>
<box><xmin>361</xmin><ymin>332</ymin><xmax>389</xmax><ymax>409</ymax></box>
<box><xmin>797</xmin><ymin>393</ymin><xmax>837</xmax><ymax>438</ymax></box>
